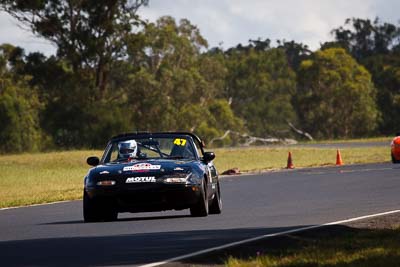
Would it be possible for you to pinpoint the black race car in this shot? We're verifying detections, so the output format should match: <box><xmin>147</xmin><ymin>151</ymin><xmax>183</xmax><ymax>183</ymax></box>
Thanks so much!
<box><xmin>83</xmin><ymin>132</ymin><xmax>222</xmax><ymax>222</ymax></box>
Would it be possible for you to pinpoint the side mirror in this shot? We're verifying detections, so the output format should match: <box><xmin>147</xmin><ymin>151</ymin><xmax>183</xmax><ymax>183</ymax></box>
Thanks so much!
<box><xmin>87</xmin><ymin>156</ymin><xmax>100</xmax><ymax>166</ymax></box>
<box><xmin>203</xmin><ymin>152</ymin><xmax>215</xmax><ymax>163</ymax></box>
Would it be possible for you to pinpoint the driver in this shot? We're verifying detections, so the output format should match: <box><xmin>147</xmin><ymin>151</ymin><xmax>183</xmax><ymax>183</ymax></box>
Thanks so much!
<box><xmin>118</xmin><ymin>140</ymin><xmax>138</xmax><ymax>161</ymax></box>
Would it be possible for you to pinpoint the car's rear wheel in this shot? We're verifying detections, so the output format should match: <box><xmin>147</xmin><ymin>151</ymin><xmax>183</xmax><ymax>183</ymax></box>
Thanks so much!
<box><xmin>190</xmin><ymin>180</ymin><xmax>209</xmax><ymax>217</ymax></box>
<box><xmin>392</xmin><ymin>153</ymin><xmax>400</xmax><ymax>163</ymax></box>
<box><xmin>209</xmin><ymin>182</ymin><xmax>222</xmax><ymax>214</ymax></box>
<box><xmin>83</xmin><ymin>191</ymin><xmax>118</xmax><ymax>222</ymax></box>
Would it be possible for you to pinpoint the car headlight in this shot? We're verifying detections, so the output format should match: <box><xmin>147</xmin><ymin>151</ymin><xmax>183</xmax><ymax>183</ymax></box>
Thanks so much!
<box><xmin>163</xmin><ymin>172</ymin><xmax>193</xmax><ymax>184</ymax></box>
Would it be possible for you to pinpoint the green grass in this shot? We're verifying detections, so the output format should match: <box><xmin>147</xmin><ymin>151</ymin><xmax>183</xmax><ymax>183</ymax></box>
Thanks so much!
<box><xmin>225</xmin><ymin>226</ymin><xmax>400</xmax><ymax>267</ymax></box>
<box><xmin>0</xmin><ymin>150</ymin><xmax>101</xmax><ymax>208</ymax></box>
<box><xmin>0</xmin><ymin>142</ymin><xmax>390</xmax><ymax>208</ymax></box>
<box><xmin>299</xmin><ymin>136</ymin><xmax>392</xmax><ymax>144</ymax></box>
<box><xmin>213</xmin><ymin>146</ymin><xmax>389</xmax><ymax>172</ymax></box>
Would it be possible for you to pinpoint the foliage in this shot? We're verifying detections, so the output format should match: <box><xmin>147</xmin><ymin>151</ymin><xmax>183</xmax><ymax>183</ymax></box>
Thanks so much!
<box><xmin>366</xmin><ymin>53</ymin><xmax>400</xmax><ymax>134</ymax></box>
<box><xmin>121</xmin><ymin>16</ymin><xmax>244</xmax><ymax>143</ymax></box>
<box><xmin>0</xmin><ymin>0</ymin><xmax>148</xmax><ymax>92</ymax></box>
<box><xmin>0</xmin><ymin>45</ymin><xmax>42</xmax><ymax>152</ymax></box>
<box><xmin>277</xmin><ymin>40</ymin><xmax>312</xmax><ymax>71</ymax></box>
<box><xmin>1</xmin><ymin>6</ymin><xmax>400</xmax><ymax>151</ymax></box>
<box><xmin>296</xmin><ymin>48</ymin><xmax>379</xmax><ymax>139</ymax></box>
<box><xmin>330</xmin><ymin>17</ymin><xmax>400</xmax><ymax>60</ymax></box>
<box><xmin>329</xmin><ymin>18</ymin><xmax>400</xmax><ymax>134</ymax></box>
<box><xmin>225</xmin><ymin>46</ymin><xmax>297</xmax><ymax>137</ymax></box>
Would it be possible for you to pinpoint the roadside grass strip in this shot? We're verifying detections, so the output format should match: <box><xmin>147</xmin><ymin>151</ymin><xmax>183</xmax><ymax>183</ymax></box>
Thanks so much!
<box><xmin>0</xmin><ymin>150</ymin><xmax>101</xmax><ymax>209</ymax></box>
<box><xmin>214</xmin><ymin>146</ymin><xmax>388</xmax><ymax>172</ymax></box>
<box><xmin>0</xmin><ymin>144</ymin><xmax>389</xmax><ymax>208</ymax></box>
<box><xmin>140</xmin><ymin>210</ymin><xmax>400</xmax><ymax>267</ymax></box>
<box><xmin>226</xmin><ymin>221</ymin><xmax>400</xmax><ymax>267</ymax></box>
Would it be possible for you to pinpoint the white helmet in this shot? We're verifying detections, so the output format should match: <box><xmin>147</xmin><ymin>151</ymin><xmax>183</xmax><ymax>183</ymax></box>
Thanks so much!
<box><xmin>118</xmin><ymin>140</ymin><xmax>138</xmax><ymax>159</ymax></box>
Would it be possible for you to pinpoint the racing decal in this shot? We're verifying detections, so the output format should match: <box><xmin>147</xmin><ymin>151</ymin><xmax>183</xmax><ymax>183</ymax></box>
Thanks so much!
<box><xmin>126</xmin><ymin>176</ymin><xmax>156</xmax><ymax>183</ymax></box>
<box><xmin>99</xmin><ymin>171</ymin><xmax>110</xmax><ymax>175</ymax></box>
<box><xmin>174</xmin><ymin>167</ymin><xmax>184</xmax><ymax>171</ymax></box>
<box><xmin>173</xmin><ymin>138</ymin><xmax>187</xmax><ymax>146</ymax></box>
<box><xmin>123</xmin><ymin>163</ymin><xmax>161</xmax><ymax>172</ymax></box>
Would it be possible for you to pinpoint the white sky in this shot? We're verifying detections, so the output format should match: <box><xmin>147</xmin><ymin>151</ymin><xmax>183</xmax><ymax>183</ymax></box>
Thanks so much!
<box><xmin>0</xmin><ymin>0</ymin><xmax>399</xmax><ymax>56</ymax></box>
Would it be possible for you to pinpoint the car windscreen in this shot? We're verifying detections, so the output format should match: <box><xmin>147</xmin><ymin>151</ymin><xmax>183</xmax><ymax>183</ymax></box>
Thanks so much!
<box><xmin>103</xmin><ymin>136</ymin><xmax>197</xmax><ymax>163</ymax></box>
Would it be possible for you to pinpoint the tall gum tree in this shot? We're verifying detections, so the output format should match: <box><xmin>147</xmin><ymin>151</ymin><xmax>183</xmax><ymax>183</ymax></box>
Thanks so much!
<box><xmin>0</xmin><ymin>0</ymin><xmax>148</xmax><ymax>94</ymax></box>
<box><xmin>296</xmin><ymin>48</ymin><xmax>379</xmax><ymax>139</ymax></box>
<box><xmin>225</xmin><ymin>46</ymin><xmax>297</xmax><ymax>137</ymax></box>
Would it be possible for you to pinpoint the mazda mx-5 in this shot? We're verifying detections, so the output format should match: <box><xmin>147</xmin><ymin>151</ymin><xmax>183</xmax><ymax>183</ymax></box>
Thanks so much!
<box><xmin>83</xmin><ymin>132</ymin><xmax>222</xmax><ymax>222</ymax></box>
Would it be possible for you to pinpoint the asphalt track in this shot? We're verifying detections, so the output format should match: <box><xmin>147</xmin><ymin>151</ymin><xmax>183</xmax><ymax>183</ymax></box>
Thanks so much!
<box><xmin>1</xmin><ymin>163</ymin><xmax>399</xmax><ymax>266</ymax></box>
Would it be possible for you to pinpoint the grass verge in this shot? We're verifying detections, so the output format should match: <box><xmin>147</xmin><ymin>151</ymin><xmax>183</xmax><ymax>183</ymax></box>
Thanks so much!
<box><xmin>0</xmin><ymin>150</ymin><xmax>101</xmax><ymax>208</ymax></box>
<box><xmin>213</xmin><ymin>146</ymin><xmax>389</xmax><ymax>172</ymax></box>
<box><xmin>225</xmin><ymin>225</ymin><xmax>400</xmax><ymax>267</ymax></box>
<box><xmin>0</xmin><ymin>144</ymin><xmax>390</xmax><ymax>208</ymax></box>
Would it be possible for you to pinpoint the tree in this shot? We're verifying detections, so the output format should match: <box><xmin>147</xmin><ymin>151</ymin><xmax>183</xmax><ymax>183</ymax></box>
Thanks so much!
<box><xmin>0</xmin><ymin>0</ymin><xmax>148</xmax><ymax>93</ymax></box>
<box><xmin>175</xmin><ymin>99</ymin><xmax>245</xmax><ymax>145</ymax></box>
<box><xmin>114</xmin><ymin>16</ymin><xmax>245</xmax><ymax>144</ymax></box>
<box><xmin>328</xmin><ymin>18</ymin><xmax>400</xmax><ymax>135</ymax></box>
<box><xmin>296</xmin><ymin>48</ymin><xmax>379</xmax><ymax>139</ymax></box>
<box><xmin>277</xmin><ymin>40</ymin><xmax>311</xmax><ymax>71</ymax></box>
<box><xmin>0</xmin><ymin>44</ymin><xmax>42</xmax><ymax>152</ymax></box>
<box><xmin>364</xmin><ymin>52</ymin><xmax>400</xmax><ymax>134</ymax></box>
<box><xmin>224</xmin><ymin>46</ymin><xmax>297</xmax><ymax>137</ymax></box>
<box><xmin>330</xmin><ymin>18</ymin><xmax>400</xmax><ymax>61</ymax></box>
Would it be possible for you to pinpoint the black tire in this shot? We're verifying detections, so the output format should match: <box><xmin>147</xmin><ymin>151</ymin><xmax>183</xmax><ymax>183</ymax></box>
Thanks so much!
<box><xmin>209</xmin><ymin>182</ymin><xmax>222</xmax><ymax>214</ymax></box>
<box><xmin>83</xmin><ymin>191</ymin><xmax>118</xmax><ymax>222</ymax></box>
<box><xmin>83</xmin><ymin>191</ymin><xmax>101</xmax><ymax>222</ymax></box>
<box><xmin>102</xmin><ymin>203</ymin><xmax>118</xmax><ymax>222</ymax></box>
<box><xmin>392</xmin><ymin>153</ymin><xmax>400</xmax><ymax>163</ymax></box>
<box><xmin>190</xmin><ymin>180</ymin><xmax>209</xmax><ymax>217</ymax></box>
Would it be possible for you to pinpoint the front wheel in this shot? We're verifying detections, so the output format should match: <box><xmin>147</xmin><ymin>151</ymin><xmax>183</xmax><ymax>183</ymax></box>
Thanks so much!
<box><xmin>83</xmin><ymin>191</ymin><xmax>101</xmax><ymax>222</ymax></box>
<box><xmin>392</xmin><ymin>153</ymin><xmax>400</xmax><ymax>163</ymax></box>
<box><xmin>83</xmin><ymin>191</ymin><xmax>118</xmax><ymax>222</ymax></box>
<box><xmin>190</xmin><ymin>180</ymin><xmax>209</xmax><ymax>217</ymax></box>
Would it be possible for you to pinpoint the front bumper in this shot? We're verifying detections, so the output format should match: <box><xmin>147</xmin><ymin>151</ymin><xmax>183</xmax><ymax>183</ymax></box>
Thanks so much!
<box><xmin>392</xmin><ymin>147</ymin><xmax>400</xmax><ymax>160</ymax></box>
<box><xmin>85</xmin><ymin>183</ymin><xmax>201</xmax><ymax>213</ymax></box>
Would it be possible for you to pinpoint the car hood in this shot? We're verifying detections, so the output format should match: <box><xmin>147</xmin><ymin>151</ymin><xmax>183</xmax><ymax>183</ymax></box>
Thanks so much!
<box><xmin>91</xmin><ymin>159</ymin><xmax>197</xmax><ymax>177</ymax></box>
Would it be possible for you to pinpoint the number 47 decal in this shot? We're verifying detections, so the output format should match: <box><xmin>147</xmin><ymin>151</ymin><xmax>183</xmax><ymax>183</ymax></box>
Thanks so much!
<box><xmin>174</xmin><ymin>138</ymin><xmax>187</xmax><ymax>146</ymax></box>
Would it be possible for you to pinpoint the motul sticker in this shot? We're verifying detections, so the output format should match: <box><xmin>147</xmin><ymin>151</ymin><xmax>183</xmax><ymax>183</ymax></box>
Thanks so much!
<box><xmin>126</xmin><ymin>177</ymin><xmax>156</xmax><ymax>183</ymax></box>
<box><xmin>123</xmin><ymin>163</ymin><xmax>161</xmax><ymax>172</ymax></box>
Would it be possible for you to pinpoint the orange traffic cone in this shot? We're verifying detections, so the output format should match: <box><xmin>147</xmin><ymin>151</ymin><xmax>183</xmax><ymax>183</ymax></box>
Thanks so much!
<box><xmin>287</xmin><ymin>152</ymin><xmax>294</xmax><ymax>169</ymax></box>
<box><xmin>336</xmin><ymin>149</ymin><xmax>343</xmax><ymax>166</ymax></box>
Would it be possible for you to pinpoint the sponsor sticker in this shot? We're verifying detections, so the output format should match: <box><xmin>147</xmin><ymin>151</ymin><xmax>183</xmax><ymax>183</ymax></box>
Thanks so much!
<box><xmin>126</xmin><ymin>176</ymin><xmax>156</xmax><ymax>183</ymax></box>
<box><xmin>174</xmin><ymin>167</ymin><xmax>184</xmax><ymax>171</ymax></box>
<box><xmin>123</xmin><ymin>163</ymin><xmax>161</xmax><ymax>172</ymax></box>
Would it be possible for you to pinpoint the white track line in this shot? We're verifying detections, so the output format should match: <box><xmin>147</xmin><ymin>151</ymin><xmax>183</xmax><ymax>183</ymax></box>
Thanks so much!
<box><xmin>0</xmin><ymin>200</ymin><xmax>74</xmax><ymax>211</ymax></box>
<box><xmin>139</xmin><ymin>209</ymin><xmax>400</xmax><ymax>267</ymax></box>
